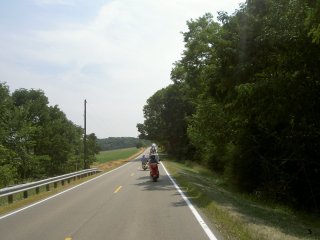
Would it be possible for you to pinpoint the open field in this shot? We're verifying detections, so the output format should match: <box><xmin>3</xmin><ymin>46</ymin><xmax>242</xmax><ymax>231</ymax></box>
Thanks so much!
<box><xmin>93</xmin><ymin>148</ymin><xmax>144</xmax><ymax>171</ymax></box>
<box><xmin>163</xmin><ymin>159</ymin><xmax>320</xmax><ymax>240</ymax></box>
<box><xmin>95</xmin><ymin>147</ymin><xmax>142</xmax><ymax>163</ymax></box>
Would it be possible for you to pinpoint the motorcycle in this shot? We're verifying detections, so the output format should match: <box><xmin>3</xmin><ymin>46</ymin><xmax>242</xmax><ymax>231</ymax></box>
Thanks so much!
<box><xmin>141</xmin><ymin>155</ymin><xmax>148</xmax><ymax>170</ymax></box>
<box><xmin>142</xmin><ymin>160</ymin><xmax>148</xmax><ymax>170</ymax></box>
<box><xmin>149</xmin><ymin>163</ymin><xmax>159</xmax><ymax>181</ymax></box>
<box><xmin>149</xmin><ymin>155</ymin><xmax>159</xmax><ymax>182</ymax></box>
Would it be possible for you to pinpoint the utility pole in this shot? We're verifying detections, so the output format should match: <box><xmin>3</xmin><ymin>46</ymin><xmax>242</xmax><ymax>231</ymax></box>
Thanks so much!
<box><xmin>84</xmin><ymin>99</ymin><xmax>87</xmax><ymax>169</ymax></box>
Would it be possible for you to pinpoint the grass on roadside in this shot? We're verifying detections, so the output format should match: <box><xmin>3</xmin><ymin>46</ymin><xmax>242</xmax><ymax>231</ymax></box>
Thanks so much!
<box><xmin>163</xmin><ymin>159</ymin><xmax>320</xmax><ymax>240</ymax></box>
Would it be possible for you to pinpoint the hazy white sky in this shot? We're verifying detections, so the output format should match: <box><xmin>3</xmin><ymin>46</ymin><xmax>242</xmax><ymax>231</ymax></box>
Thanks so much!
<box><xmin>0</xmin><ymin>0</ymin><xmax>243</xmax><ymax>138</ymax></box>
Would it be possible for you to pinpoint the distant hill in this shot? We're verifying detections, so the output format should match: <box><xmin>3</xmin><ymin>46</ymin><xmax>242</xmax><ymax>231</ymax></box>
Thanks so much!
<box><xmin>97</xmin><ymin>137</ymin><xmax>150</xmax><ymax>151</ymax></box>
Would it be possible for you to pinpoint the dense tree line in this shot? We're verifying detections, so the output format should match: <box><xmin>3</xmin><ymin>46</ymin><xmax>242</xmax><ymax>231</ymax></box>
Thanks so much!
<box><xmin>97</xmin><ymin>137</ymin><xmax>150</xmax><ymax>151</ymax></box>
<box><xmin>137</xmin><ymin>0</ymin><xmax>320</xmax><ymax>211</ymax></box>
<box><xmin>0</xmin><ymin>83</ymin><xmax>99</xmax><ymax>188</ymax></box>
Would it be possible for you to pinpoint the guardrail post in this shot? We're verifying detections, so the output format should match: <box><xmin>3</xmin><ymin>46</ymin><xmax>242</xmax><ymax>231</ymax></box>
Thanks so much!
<box><xmin>0</xmin><ymin>169</ymin><xmax>101</xmax><ymax>205</ymax></box>
<box><xmin>8</xmin><ymin>195</ymin><xmax>13</xmax><ymax>204</ymax></box>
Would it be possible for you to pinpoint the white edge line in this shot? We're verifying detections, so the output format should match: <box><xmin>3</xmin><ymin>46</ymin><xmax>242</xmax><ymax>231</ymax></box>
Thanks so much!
<box><xmin>161</xmin><ymin>162</ymin><xmax>218</xmax><ymax>240</ymax></box>
<box><xmin>0</xmin><ymin>161</ymin><xmax>133</xmax><ymax>220</ymax></box>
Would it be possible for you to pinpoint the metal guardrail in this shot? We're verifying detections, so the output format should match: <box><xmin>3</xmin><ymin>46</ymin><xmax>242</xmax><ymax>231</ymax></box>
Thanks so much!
<box><xmin>0</xmin><ymin>168</ymin><xmax>102</xmax><ymax>204</ymax></box>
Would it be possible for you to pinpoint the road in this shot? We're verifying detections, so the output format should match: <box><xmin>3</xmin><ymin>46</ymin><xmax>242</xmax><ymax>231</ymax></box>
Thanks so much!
<box><xmin>0</xmin><ymin>151</ymin><xmax>218</xmax><ymax>240</ymax></box>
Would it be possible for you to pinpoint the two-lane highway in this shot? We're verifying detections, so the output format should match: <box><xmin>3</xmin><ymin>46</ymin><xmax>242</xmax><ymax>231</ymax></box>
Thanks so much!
<box><xmin>0</xmin><ymin>151</ymin><xmax>218</xmax><ymax>240</ymax></box>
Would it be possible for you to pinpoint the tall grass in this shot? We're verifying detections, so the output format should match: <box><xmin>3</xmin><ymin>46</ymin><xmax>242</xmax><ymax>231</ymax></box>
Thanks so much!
<box><xmin>163</xmin><ymin>159</ymin><xmax>320</xmax><ymax>240</ymax></box>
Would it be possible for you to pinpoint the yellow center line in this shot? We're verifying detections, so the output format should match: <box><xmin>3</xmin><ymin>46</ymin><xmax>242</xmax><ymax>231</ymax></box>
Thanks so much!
<box><xmin>114</xmin><ymin>186</ymin><xmax>122</xmax><ymax>193</ymax></box>
<box><xmin>65</xmin><ymin>238</ymin><xmax>72</xmax><ymax>240</ymax></box>
<box><xmin>130</xmin><ymin>173</ymin><xmax>135</xmax><ymax>176</ymax></box>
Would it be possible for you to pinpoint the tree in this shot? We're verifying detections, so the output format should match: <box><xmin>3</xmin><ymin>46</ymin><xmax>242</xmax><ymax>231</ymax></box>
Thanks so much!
<box><xmin>305</xmin><ymin>0</ymin><xmax>320</xmax><ymax>44</ymax></box>
<box><xmin>138</xmin><ymin>0</ymin><xmax>320</xmax><ymax>210</ymax></box>
<box><xmin>86</xmin><ymin>133</ymin><xmax>100</xmax><ymax>164</ymax></box>
<box><xmin>137</xmin><ymin>84</ymin><xmax>193</xmax><ymax>158</ymax></box>
<box><xmin>0</xmin><ymin>84</ymin><xmax>93</xmax><ymax>185</ymax></box>
<box><xmin>35</xmin><ymin>105</ymin><xmax>83</xmax><ymax>175</ymax></box>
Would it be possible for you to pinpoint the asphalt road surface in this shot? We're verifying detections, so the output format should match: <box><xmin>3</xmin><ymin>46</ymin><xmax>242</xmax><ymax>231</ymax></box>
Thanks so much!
<box><xmin>0</xmin><ymin>151</ymin><xmax>219</xmax><ymax>240</ymax></box>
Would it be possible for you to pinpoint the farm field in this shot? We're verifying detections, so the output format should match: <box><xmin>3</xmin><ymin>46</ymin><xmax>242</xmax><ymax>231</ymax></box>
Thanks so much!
<box><xmin>96</xmin><ymin>148</ymin><xmax>142</xmax><ymax>163</ymax></box>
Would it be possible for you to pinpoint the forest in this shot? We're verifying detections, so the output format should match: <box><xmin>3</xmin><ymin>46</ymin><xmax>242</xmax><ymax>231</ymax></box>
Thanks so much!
<box><xmin>137</xmin><ymin>0</ymin><xmax>320</xmax><ymax>211</ymax></box>
<box><xmin>0</xmin><ymin>84</ymin><xmax>100</xmax><ymax>188</ymax></box>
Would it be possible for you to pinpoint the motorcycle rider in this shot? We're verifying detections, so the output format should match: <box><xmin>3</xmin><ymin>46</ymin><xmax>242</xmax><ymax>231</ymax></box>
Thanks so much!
<box><xmin>149</xmin><ymin>143</ymin><xmax>160</xmax><ymax>161</ymax></box>
<box><xmin>141</xmin><ymin>154</ymin><xmax>148</xmax><ymax>168</ymax></box>
<box><xmin>148</xmin><ymin>144</ymin><xmax>160</xmax><ymax>181</ymax></box>
<box><xmin>149</xmin><ymin>154</ymin><xmax>159</xmax><ymax>164</ymax></box>
<box><xmin>149</xmin><ymin>153</ymin><xmax>159</xmax><ymax>181</ymax></box>
<box><xmin>149</xmin><ymin>143</ymin><xmax>157</xmax><ymax>155</ymax></box>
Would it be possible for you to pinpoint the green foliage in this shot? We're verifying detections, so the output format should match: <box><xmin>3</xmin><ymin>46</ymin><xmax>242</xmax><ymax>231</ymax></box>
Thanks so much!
<box><xmin>138</xmin><ymin>0</ymin><xmax>320</xmax><ymax>211</ymax></box>
<box><xmin>0</xmin><ymin>83</ymin><xmax>99</xmax><ymax>187</ymax></box>
<box><xmin>0</xmin><ymin>144</ymin><xmax>17</xmax><ymax>188</ymax></box>
<box><xmin>0</xmin><ymin>164</ymin><xmax>17</xmax><ymax>188</ymax></box>
<box><xmin>305</xmin><ymin>0</ymin><xmax>320</xmax><ymax>44</ymax></box>
<box><xmin>86</xmin><ymin>133</ymin><xmax>100</xmax><ymax>165</ymax></box>
<box><xmin>188</xmin><ymin>97</ymin><xmax>232</xmax><ymax>171</ymax></box>
<box><xmin>137</xmin><ymin>84</ymin><xmax>194</xmax><ymax>158</ymax></box>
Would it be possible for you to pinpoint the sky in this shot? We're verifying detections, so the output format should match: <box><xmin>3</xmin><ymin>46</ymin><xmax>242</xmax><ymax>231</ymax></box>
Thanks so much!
<box><xmin>0</xmin><ymin>0</ymin><xmax>243</xmax><ymax>138</ymax></box>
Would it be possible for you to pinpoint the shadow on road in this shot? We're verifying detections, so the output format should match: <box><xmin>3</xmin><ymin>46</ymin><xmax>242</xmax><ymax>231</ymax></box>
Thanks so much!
<box><xmin>132</xmin><ymin>171</ymin><xmax>192</xmax><ymax>209</ymax></box>
<box><xmin>133</xmin><ymin>174</ymin><xmax>176</xmax><ymax>192</ymax></box>
<box><xmin>171</xmin><ymin>199</ymin><xmax>187</xmax><ymax>207</ymax></box>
